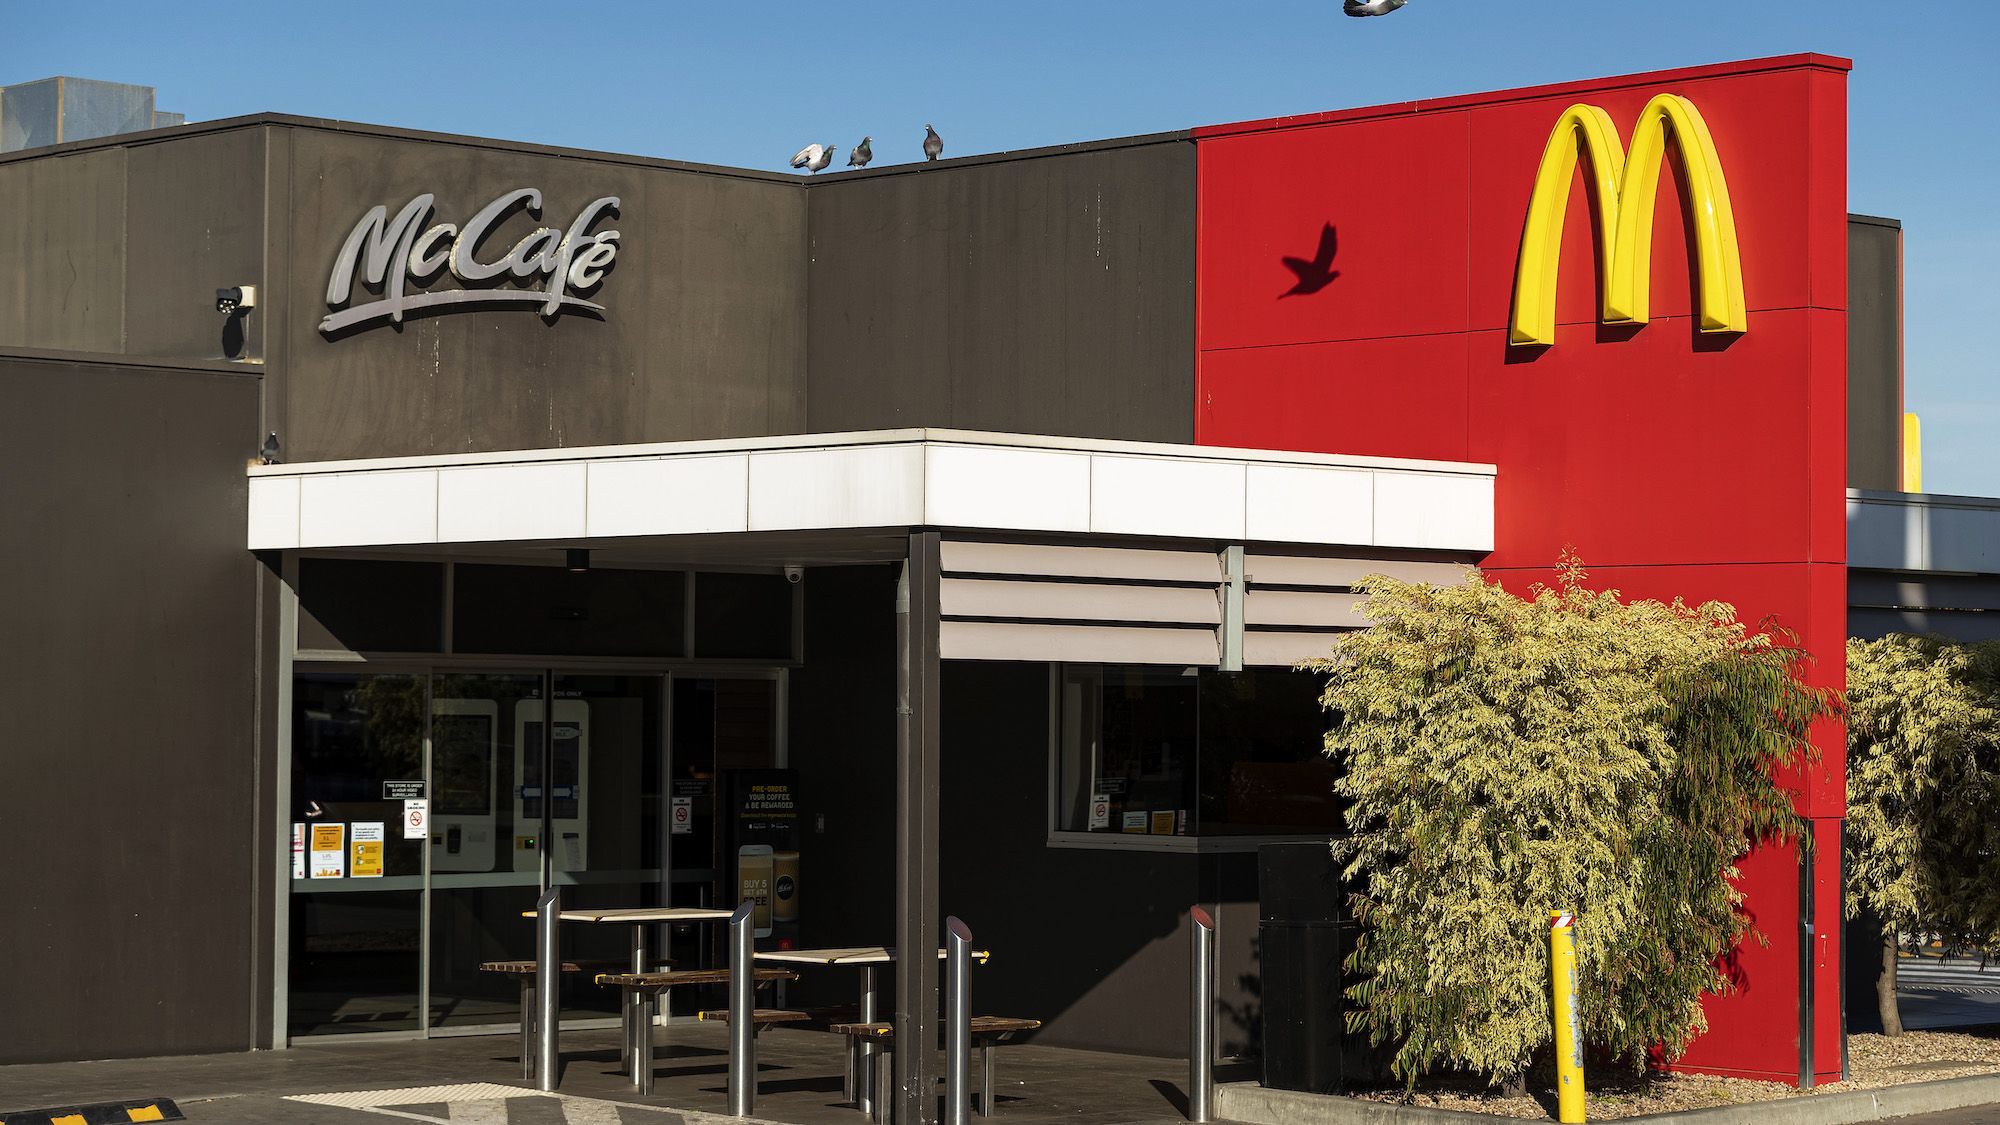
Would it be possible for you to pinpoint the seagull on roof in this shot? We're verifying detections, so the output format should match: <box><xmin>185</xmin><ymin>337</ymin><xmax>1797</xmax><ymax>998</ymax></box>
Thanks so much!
<box><xmin>849</xmin><ymin>137</ymin><xmax>874</xmax><ymax>168</ymax></box>
<box><xmin>1343</xmin><ymin>0</ymin><xmax>1408</xmax><ymax>14</ymax></box>
<box><xmin>923</xmin><ymin>124</ymin><xmax>944</xmax><ymax>162</ymax></box>
<box><xmin>790</xmin><ymin>143</ymin><xmax>834</xmax><ymax>174</ymax></box>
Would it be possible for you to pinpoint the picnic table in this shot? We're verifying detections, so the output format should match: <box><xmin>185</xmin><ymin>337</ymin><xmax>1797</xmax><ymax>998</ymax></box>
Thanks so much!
<box><xmin>527</xmin><ymin>906</ymin><xmax>737</xmax><ymax>1085</ymax></box>
<box><xmin>753</xmin><ymin>946</ymin><xmax>991</xmax><ymax>1114</ymax></box>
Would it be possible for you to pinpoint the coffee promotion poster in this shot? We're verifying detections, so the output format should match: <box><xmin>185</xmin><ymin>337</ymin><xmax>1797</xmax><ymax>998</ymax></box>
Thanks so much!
<box><xmin>727</xmin><ymin>769</ymin><xmax>800</xmax><ymax>945</ymax></box>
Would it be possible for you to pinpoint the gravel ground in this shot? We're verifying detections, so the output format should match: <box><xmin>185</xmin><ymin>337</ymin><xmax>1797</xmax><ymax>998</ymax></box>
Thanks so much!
<box><xmin>1343</xmin><ymin>1028</ymin><xmax>2000</xmax><ymax>1120</ymax></box>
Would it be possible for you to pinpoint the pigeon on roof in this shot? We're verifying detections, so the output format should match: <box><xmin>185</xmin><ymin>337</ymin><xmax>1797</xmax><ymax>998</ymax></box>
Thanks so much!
<box><xmin>790</xmin><ymin>143</ymin><xmax>834</xmax><ymax>174</ymax></box>
<box><xmin>259</xmin><ymin>432</ymin><xmax>282</xmax><ymax>465</ymax></box>
<box><xmin>849</xmin><ymin>137</ymin><xmax>874</xmax><ymax>168</ymax></box>
<box><xmin>1343</xmin><ymin>0</ymin><xmax>1408</xmax><ymax>13</ymax></box>
<box><xmin>923</xmin><ymin>124</ymin><xmax>944</xmax><ymax>162</ymax></box>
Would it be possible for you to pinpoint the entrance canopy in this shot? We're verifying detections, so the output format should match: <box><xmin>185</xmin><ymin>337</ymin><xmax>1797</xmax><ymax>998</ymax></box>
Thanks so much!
<box><xmin>248</xmin><ymin>428</ymin><xmax>1495</xmax><ymax>666</ymax></box>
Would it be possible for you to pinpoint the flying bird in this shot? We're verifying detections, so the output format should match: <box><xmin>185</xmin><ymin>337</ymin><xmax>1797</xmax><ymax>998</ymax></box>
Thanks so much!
<box><xmin>922</xmin><ymin>124</ymin><xmax>944</xmax><ymax>162</ymax></box>
<box><xmin>1280</xmin><ymin>224</ymin><xmax>1341</xmax><ymax>297</ymax></box>
<box><xmin>259</xmin><ymin>431</ymin><xmax>282</xmax><ymax>465</ymax></box>
<box><xmin>1343</xmin><ymin>0</ymin><xmax>1408</xmax><ymax>14</ymax></box>
<box><xmin>790</xmin><ymin>143</ymin><xmax>834</xmax><ymax>174</ymax></box>
<box><xmin>849</xmin><ymin>137</ymin><xmax>874</xmax><ymax>168</ymax></box>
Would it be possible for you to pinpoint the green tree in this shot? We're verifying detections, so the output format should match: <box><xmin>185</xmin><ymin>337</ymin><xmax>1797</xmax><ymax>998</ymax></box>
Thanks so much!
<box><xmin>1311</xmin><ymin>562</ymin><xmax>1836</xmax><ymax>1087</ymax></box>
<box><xmin>1845</xmin><ymin>634</ymin><xmax>2000</xmax><ymax>1036</ymax></box>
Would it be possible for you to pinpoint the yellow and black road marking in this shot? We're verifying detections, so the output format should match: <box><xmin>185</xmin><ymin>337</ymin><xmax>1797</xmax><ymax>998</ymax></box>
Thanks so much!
<box><xmin>0</xmin><ymin>1098</ymin><xmax>181</xmax><ymax>1125</ymax></box>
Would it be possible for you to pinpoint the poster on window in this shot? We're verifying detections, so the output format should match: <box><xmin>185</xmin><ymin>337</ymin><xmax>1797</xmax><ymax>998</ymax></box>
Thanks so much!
<box><xmin>727</xmin><ymin>769</ymin><xmax>801</xmax><ymax>946</ymax></box>
<box><xmin>310</xmin><ymin>823</ymin><xmax>346</xmax><ymax>879</ymax></box>
<box><xmin>350</xmin><ymin>822</ymin><xmax>385</xmax><ymax>878</ymax></box>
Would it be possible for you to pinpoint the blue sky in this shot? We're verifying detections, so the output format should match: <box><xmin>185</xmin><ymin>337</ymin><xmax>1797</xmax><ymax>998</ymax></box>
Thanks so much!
<box><xmin>10</xmin><ymin>0</ymin><xmax>1997</xmax><ymax>494</ymax></box>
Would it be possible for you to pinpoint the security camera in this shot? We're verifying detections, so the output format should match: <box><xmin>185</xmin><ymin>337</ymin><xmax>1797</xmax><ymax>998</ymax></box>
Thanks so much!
<box><xmin>784</xmin><ymin>565</ymin><xmax>804</xmax><ymax>584</ymax></box>
<box><xmin>216</xmin><ymin>285</ymin><xmax>257</xmax><ymax>314</ymax></box>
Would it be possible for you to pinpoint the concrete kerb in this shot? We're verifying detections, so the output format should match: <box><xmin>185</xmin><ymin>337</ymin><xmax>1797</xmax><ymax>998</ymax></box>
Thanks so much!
<box><xmin>1213</xmin><ymin>1073</ymin><xmax>2000</xmax><ymax>1125</ymax></box>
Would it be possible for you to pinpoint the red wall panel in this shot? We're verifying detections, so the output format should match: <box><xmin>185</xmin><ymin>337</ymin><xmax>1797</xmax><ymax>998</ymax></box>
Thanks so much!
<box><xmin>1195</xmin><ymin>55</ymin><xmax>1851</xmax><ymax>1083</ymax></box>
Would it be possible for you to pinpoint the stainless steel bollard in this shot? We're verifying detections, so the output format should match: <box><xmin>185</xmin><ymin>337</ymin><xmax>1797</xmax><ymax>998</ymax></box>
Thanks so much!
<box><xmin>728</xmin><ymin>900</ymin><xmax>756</xmax><ymax>1116</ymax></box>
<box><xmin>536</xmin><ymin>885</ymin><xmax>561</xmax><ymax>1092</ymax></box>
<box><xmin>945</xmin><ymin>916</ymin><xmax>974</xmax><ymax>1125</ymax></box>
<box><xmin>1189</xmin><ymin>906</ymin><xmax>1216</xmax><ymax>1123</ymax></box>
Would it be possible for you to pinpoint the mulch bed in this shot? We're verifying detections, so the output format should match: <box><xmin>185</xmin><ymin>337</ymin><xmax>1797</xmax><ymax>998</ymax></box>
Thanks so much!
<box><xmin>1340</xmin><ymin>1028</ymin><xmax>2000</xmax><ymax>1119</ymax></box>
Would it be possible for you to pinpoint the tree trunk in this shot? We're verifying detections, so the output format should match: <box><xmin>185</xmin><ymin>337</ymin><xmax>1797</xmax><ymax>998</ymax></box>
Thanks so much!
<box><xmin>1877</xmin><ymin>931</ymin><xmax>1904</xmax><ymax>1037</ymax></box>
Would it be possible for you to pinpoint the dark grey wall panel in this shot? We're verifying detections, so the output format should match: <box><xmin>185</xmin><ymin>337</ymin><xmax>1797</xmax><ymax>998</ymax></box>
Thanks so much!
<box><xmin>0</xmin><ymin>146</ymin><xmax>127</xmax><ymax>352</ymax></box>
<box><xmin>277</xmin><ymin>128</ymin><xmax>806</xmax><ymax>461</ymax></box>
<box><xmin>806</xmin><ymin>141</ymin><xmax>1197</xmax><ymax>442</ymax></box>
<box><xmin>124</xmin><ymin>127</ymin><xmax>268</xmax><ymax>361</ymax></box>
<box><xmin>940</xmin><ymin>662</ymin><xmax>1260</xmax><ymax>1057</ymax></box>
<box><xmin>1848</xmin><ymin>216</ymin><xmax>1902</xmax><ymax>492</ymax></box>
<box><xmin>0</xmin><ymin>355</ymin><xmax>262</xmax><ymax>1063</ymax></box>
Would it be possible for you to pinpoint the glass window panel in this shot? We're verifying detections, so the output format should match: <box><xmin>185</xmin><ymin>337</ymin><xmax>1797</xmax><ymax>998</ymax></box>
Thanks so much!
<box><xmin>288</xmin><ymin>672</ymin><xmax>425</xmax><ymax>1036</ymax></box>
<box><xmin>451</xmin><ymin>565</ymin><xmax>686</xmax><ymax>657</ymax></box>
<box><xmin>1053</xmin><ymin>666</ymin><xmax>1339</xmax><ymax>837</ymax></box>
<box><xmin>692</xmin><ymin>572</ymin><xmax>795</xmax><ymax>659</ymax></box>
<box><xmin>297</xmin><ymin>558</ymin><xmax>445</xmax><ymax>654</ymax></box>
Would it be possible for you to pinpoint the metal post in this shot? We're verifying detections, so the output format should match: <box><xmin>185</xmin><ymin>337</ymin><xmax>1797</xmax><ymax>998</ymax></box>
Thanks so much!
<box><xmin>857</xmin><ymin>965</ymin><xmax>878</xmax><ymax>1116</ymax></box>
<box><xmin>540</xmin><ymin>670</ymin><xmax>555</xmax><ymax>892</ymax></box>
<box><xmin>945</xmin><ymin>917</ymin><xmax>974</xmax><ymax>1125</ymax></box>
<box><xmin>535</xmin><ymin>885</ymin><xmax>561</xmax><ymax>1091</ymax></box>
<box><xmin>628</xmin><ymin>924</ymin><xmax>647</xmax><ymax>1086</ymax></box>
<box><xmin>895</xmin><ymin>533</ymin><xmax>944</xmax><ymax>1125</ymax></box>
<box><xmin>728</xmin><ymin>900</ymin><xmax>756</xmax><ymax>1116</ymax></box>
<box><xmin>1550</xmin><ymin>910</ymin><xmax>1584</xmax><ymax>1124</ymax></box>
<box><xmin>1189</xmin><ymin>906</ymin><xmax>1215</xmax><ymax>1123</ymax></box>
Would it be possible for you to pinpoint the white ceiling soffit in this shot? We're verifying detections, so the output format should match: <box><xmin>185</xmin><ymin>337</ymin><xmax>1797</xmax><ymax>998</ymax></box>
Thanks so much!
<box><xmin>247</xmin><ymin>429</ymin><xmax>1495</xmax><ymax>554</ymax></box>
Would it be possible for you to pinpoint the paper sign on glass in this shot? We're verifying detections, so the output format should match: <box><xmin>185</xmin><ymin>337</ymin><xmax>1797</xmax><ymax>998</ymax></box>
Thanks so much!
<box><xmin>310</xmin><ymin>823</ymin><xmax>346</xmax><ymax>879</ymax></box>
<box><xmin>351</xmin><ymin>822</ymin><xmax>385</xmax><ymax>878</ymax></box>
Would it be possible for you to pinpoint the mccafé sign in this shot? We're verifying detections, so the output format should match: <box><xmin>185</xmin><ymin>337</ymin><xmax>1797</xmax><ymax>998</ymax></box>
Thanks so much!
<box><xmin>320</xmin><ymin>188</ymin><xmax>621</xmax><ymax>334</ymax></box>
<box><xmin>1510</xmin><ymin>93</ymin><xmax>1747</xmax><ymax>348</ymax></box>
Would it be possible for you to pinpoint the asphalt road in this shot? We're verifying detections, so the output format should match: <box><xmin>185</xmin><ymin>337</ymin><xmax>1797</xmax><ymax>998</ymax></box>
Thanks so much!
<box><xmin>1887</xmin><ymin>1107</ymin><xmax>2000</xmax><ymax>1124</ymax></box>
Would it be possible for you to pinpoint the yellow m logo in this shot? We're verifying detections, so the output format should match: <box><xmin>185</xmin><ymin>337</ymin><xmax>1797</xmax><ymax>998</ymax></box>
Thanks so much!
<box><xmin>1510</xmin><ymin>93</ymin><xmax>1748</xmax><ymax>347</ymax></box>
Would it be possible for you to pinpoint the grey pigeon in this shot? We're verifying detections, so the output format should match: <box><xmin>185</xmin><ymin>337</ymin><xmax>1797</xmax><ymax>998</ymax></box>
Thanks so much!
<box><xmin>790</xmin><ymin>143</ymin><xmax>835</xmax><ymax>174</ymax></box>
<box><xmin>849</xmin><ymin>136</ymin><xmax>873</xmax><ymax>168</ymax></box>
<box><xmin>923</xmin><ymin>124</ymin><xmax>943</xmax><ymax>162</ymax></box>
<box><xmin>259</xmin><ymin>431</ymin><xmax>282</xmax><ymax>465</ymax></box>
<box><xmin>1343</xmin><ymin>0</ymin><xmax>1408</xmax><ymax>14</ymax></box>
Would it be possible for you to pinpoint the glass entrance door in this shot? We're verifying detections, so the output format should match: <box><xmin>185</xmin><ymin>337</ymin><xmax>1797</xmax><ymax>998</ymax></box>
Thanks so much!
<box><xmin>287</xmin><ymin>667</ymin><xmax>777</xmax><ymax>1038</ymax></box>
<box><xmin>663</xmin><ymin>675</ymin><xmax>782</xmax><ymax>984</ymax></box>
<box><xmin>288</xmin><ymin>673</ymin><xmax>428</xmax><ymax>1036</ymax></box>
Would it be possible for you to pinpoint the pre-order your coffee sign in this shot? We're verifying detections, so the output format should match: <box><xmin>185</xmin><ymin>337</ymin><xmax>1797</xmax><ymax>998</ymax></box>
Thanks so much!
<box><xmin>320</xmin><ymin>188</ymin><xmax>620</xmax><ymax>335</ymax></box>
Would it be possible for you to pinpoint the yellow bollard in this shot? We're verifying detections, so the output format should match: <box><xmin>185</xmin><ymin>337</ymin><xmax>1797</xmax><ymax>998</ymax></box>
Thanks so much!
<box><xmin>1550</xmin><ymin>910</ymin><xmax>1585</xmax><ymax>1123</ymax></box>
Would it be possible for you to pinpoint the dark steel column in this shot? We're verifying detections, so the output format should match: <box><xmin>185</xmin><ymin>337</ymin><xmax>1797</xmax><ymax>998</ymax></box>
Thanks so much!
<box><xmin>896</xmin><ymin>532</ymin><xmax>943</xmax><ymax>1125</ymax></box>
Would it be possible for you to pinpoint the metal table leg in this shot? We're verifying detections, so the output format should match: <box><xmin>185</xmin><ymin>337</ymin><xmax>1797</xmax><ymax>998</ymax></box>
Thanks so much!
<box><xmin>520</xmin><ymin>978</ymin><xmax>537</xmax><ymax>1081</ymax></box>
<box><xmin>630</xmin><ymin>924</ymin><xmax>648</xmax><ymax>1086</ymax></box>
<box><xmin>979</xmin><ymin>1041</ymin><xmax>994</xmax><ymax>1116</ymax></box>
<box><xmin>858</xmin><ymin>965</ymin><xmax>878</xmax><ymax>1117</ymax></box>
<box><xmin>637</xmin><ymin>987</ymin><xmax>657</xmax><ymax>1097</ymax></box>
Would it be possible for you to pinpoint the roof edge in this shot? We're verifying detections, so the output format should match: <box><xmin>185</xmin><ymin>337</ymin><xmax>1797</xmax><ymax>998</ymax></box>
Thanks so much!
<box><xmin>0</xmin><ymin>344</ymin><xmax>264</xmax><ymax>378</ymax></box>
<box><xmin>1193</xmin><ymin>53</ymin><xmax>1853</xmax><ymax>140</ymax></box>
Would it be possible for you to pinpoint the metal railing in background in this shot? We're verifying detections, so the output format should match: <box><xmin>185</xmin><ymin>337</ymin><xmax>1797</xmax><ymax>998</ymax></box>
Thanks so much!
<box><xmin>945</xmin><ymin>917</ymin><xmax>975</xmax><ymax>1125</ymax></box>
<box><xmin>535</xmin><ymin>885</ymin><xmax>561</xmax><ymax>1092</ymax></box>
<box><xmin>1190</xmin><ymin>906</ymin><xmax>1216</xmax><ymax>1123</ymax></box>
<box><xmin>729</xmin><ymin>901</ymin><xmax>756</xmax><ymax>1116</ymax></box>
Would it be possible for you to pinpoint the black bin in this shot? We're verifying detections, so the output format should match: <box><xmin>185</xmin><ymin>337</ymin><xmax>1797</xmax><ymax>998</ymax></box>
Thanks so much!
<box><xmin>1259</xmin><ymin>841</ymin><xmax>1355</xmax><ymax>1093</ymax></box>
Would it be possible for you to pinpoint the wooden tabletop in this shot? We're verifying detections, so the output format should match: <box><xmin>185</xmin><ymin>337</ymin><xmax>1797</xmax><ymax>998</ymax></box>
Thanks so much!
<box><xmin>516</xmin><ymin>907</ymin><xmax>737</xmax><ymax>923</ymax></box>
<box><xmin>754</xmin><ymin>946</ymin><xmax>991</xmax><ymax>965</ymax></box>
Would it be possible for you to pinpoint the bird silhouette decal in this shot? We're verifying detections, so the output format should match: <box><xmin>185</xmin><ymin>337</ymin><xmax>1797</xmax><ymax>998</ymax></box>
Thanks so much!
<box><xmin>1280</xmin><ymin>223</ymin><xmax>1341</xmax><ymax>297</ymax></box>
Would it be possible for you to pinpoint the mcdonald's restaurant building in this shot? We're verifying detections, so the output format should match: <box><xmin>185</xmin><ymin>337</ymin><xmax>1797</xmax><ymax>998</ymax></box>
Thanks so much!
<box><xmin>1</xmin><ymin>52</ymin><xmax>1903</xmax><ymax>1087</ymax></box>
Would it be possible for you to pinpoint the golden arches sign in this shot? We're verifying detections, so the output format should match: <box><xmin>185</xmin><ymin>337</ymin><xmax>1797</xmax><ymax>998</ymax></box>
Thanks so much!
<box><xmin>1510</xmin><ymin>93</ymin><xmax>1748</xmax><ymax>347</ymax></box>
